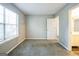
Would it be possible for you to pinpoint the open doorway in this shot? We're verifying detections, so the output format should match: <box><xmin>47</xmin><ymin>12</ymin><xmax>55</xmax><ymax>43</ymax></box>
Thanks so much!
<box><xmin>47</xmin><ymin>16</ymin><xmax>59</xmax><ymax>41</ymax></box>
<box><xmin>69</xmin><ymin>4</ymin><xmax>79</xmax><ymax>51</ymax></box>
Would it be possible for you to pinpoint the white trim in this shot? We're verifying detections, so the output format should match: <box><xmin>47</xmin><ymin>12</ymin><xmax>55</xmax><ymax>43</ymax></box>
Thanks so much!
<box><xmin>68</xmin><ymin>9</ymin><xmax>72</xmax><ymax>51</ymax></box>
<box><xmin>25</xmin><ymin>38</ymin><xmax>47</xmax><ymax>40</ymax></box>
<box><xmin>26</xmin><ymin>38</ymin><xmax>58</xmax><ymax>41</ymax></box>
<box><xmin>58</xmin><ymin>41</ymin><xmax>69</xmax><ymax>51</ymax></box>
<box><xmin>25</xmin><ymin>38</ymin><xmax>58</xmax><ymax>42</ymax></box>
<box><xmin>6</xmin><ymin>38</ymin><xmax>25</xmax><ymax>54</ymax></box>
<box><xmin>0</xmin><ymin>36</ymin><xmax>18</xmax><ymax>45</ymax></box>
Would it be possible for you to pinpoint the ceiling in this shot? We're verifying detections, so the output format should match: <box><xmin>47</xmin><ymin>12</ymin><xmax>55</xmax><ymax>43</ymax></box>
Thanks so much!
<box><xmin>14</xmin><ymin>3</ymin><xmax>67</xmax><ymax>16</ymax></box>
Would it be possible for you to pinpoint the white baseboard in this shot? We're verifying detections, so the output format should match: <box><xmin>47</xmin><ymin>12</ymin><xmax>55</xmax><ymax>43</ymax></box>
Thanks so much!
<box><xmin>59</xmin><ymin>41</ymin><xmax>69</xmax><ymax>51</ymax></box>
<box><xmin>6</xmin><ymin>38</ymin><xmax>25</xmax><ymax>54</ymax></box>
<box><xmin>25</xmin><ymin>38</ymin><xmax>58</xmax><ymax>40</ymax></box>
<box><xmin>25</xmin><ymin>38</ymin><xmax>47</xmax><ymax>40</ymax></box>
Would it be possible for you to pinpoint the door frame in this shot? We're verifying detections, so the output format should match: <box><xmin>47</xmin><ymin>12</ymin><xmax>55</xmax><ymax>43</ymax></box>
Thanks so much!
<box><xmin>46</xmin><ymin>16</ymin><xmax>59</xmax><ymax>40</ymax></box>
<box><xmin>68</xmin><ymin>4</ymin><xmax>79</xmax><ymax>51</ymax></box>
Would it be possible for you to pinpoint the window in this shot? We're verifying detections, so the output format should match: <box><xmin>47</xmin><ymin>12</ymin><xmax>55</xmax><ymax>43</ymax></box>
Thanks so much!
<box><xmin>71</xmin><ymin>6</ymin><xmax>79</xmax><ymax>34</ymax></box>
<box><xmin>74</xmin><ymin>19</ymin><xmax>79</xmax><ymax>32</ymax></box>
<box><xmin>5</xmin><ymin>8</ymin><xmax>18</xmax><ymax>39</ymax></box>
<box><xmin>0</xmin><ymin>5</ymin><xmax>19</xmax><ymax>42</ymax></box>
<box><xmin>0</xmin><ymin>5</ymin><xmax>4</xmax><ymax>41</ymax></box>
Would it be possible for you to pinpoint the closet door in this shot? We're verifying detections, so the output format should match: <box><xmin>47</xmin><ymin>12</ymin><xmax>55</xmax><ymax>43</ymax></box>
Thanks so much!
<box><xmin>47</xmin><ymin>17</ymin><xmax>59</xmax><ymax>40</ymax></box>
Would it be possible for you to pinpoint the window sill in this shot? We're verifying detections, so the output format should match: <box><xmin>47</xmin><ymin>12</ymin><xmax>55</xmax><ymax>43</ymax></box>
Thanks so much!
<box><xmin>0</xmin><ymin>35</ymin><xmax>19</xmax><ymax>45</ymax></box>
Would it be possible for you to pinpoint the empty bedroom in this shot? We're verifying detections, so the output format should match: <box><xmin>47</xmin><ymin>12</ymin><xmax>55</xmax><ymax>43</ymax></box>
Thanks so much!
<box><xmin>0</xmin><ymin>3</ymin><xmax>79</xmax><ymax>56</ymax></box>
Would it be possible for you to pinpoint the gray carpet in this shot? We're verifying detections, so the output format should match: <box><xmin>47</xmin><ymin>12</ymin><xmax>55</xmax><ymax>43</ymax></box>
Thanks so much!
<box><xmin>8</xmin><ymin>40</ymin><xmax>75</xmax><ymax>56</ymax></box>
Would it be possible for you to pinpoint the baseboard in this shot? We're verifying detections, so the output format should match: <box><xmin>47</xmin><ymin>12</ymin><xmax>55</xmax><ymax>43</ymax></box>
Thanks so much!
<box><xmin>59</xmin><ymin>41</ymin><xmax>69</xmax><ymax>51</ymax></box>
<box><xmin>25</xmin><ymin>38</ymin><xmax>58</xmax><ymax>40</ymax></box>
<box><xmin>6</xmin><ymin>38</ymin><xmax>25</xmax><ymax>54</ymax></box>
<box><xmin>25</xmin><ymin>38</ymin><xmax>47</xmax><ymax>40</ymax></box>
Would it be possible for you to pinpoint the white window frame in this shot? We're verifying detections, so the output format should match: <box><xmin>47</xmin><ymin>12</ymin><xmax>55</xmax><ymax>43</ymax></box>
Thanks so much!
<box><xmin>0</xmin><ymin>5</ymin><xmax>19</xmax><ymax>42</ymax></box>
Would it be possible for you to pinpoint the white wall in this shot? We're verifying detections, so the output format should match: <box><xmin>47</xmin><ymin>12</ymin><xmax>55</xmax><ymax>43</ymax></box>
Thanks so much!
<box><xmin>25</xmin><ymin>16</ymin><xmax>53</xmax><ymax>39</ymax></box>
<box><xmin>0</xmin><ymin>3</ymin><xmax>26</xmax><ymax>54</ymax></box>
<box><xmin>55</xmin><ymin>3</ymin><xmax>78</xmax><ymax>50</ymax></box>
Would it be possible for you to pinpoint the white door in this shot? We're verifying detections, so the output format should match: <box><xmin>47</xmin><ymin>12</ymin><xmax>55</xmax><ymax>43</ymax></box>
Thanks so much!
<box><xmin>47</xmin><ymin>17</ymin><xmax>59</xmax><ymax>40</ymax></box>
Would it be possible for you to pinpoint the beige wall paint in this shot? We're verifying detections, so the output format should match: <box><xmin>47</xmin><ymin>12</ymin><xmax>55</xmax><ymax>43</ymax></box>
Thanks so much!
<box><xmin>25</xmin><ymin>16</ymin><xmax>53</xmax><ymax>39</ymax></box>
<box><xmin>71</xmin><ymin>35</ymin><xmax>79</xmax><ymax>46</ymax></box>
<box><xmin>0</xmin><ymin>3</ymin><xmax>26</xmax><ymax>54</ymax></box>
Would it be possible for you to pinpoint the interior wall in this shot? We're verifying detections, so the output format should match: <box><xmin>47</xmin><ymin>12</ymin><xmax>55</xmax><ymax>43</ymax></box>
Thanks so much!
<box><xmin>55</xmin><ymin>3</ymin><xmax>78</xmax><ymax>50</ymax></box>
<box><xmin>71</xmin><ymin>35</ymin><xmax>79</xmax><ymax>46</ymax></box>
<box><xmin>0</xmin><ymin>3</ymin><xmax>26</xmax><ymax>54</ymax></box>
<box><xmin>25</xmin><ymin>15</ymin><xmax>53</xmax><ymax>39</ymax></box>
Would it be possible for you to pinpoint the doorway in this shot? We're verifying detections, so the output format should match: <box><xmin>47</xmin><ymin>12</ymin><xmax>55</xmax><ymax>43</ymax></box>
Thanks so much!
<box><xmin>69</xmin><ymin>4</ymin><xmax>79</xmax><ymax>51</ymax></box>
<box><xmin>47</xmin><ymin>16</ymin><xmax>59</xmax><ymax>40</ymax></box>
